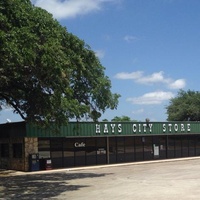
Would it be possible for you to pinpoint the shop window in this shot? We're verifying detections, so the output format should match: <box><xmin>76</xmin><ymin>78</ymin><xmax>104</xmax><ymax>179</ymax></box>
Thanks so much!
<box><xmin>182</xmin><ymin>136</ymin><xmax>189</xmax><ymax>157</ymax></box>
<box><xmin>125</xmin><ymin>137</ymin><xmax>135</xmax><ymax>162</ymax></box>
<box><xmin>159</xmin><ymin>136</ymin><xmax>167</xmax><ymax>159</ymax></box>
<box><xmin>13</xmin><ymin>143</ymin><xmax>22</xmax><ymax>158</ymax></box>
<box><xmin>109</xmin><ymin>137</ymin><xmax>117</xmax><ymax>164</ymax></box>
<box><xmin>188</xmin><ymin>135</ymin><xmax>195</xmax><ymax>156</ymax></box>
<box><xmin>195</xmin><ymin>136</ymin><xmax>200</xmax><ymax>156</ymax></box>
<box><xmin>63</xmin><ymin>138</ymin><xmax>75</xmax><ymax>167</ymax></box>
<box><xmin>175</xmin><ymin>136</ymin><xmax>182</xmax><ymax>158</ymax></box>
<box><xmin>38</xmin><ymin>139</ymin><xmax>50</xmax><ymax>158</ymax></box>
<box><xmin>86</xmin><ymin>138</ymin><xmax>96</xmax><ymax>165</ymax></box>
<box><xmin>96</xmin><ymin>137</ymin><xmax>107</xmax><ymax>165</ymax></box>
<box><xmin>74</xmin><ymin>138</ymin><xmax>86</xmax><ymax>166</ymax></box>
<box><xmin>117</xmin><ymin>137</ymin><xmax>125</xmax><ymax>163</ymax></box>
<box><xmin>167</xmin><ymin>136</ymin><xmax>175</xmax><ymax>158</ymax></box>
<box><xmin>38</xmin><ymin>139</ymin><xmax>50</xmax><ymax>151</ymax></box>
<box><xmin>135</xmin><ymin>137</ymin><xmax>144</xmax><ymax>161</ymax></box>
<box><xmin>51</xmin><ymin>138</ymin><xmax>63</xmax><ymax>151</ymax></box>
<box><xmin>0</xmin><ymin>143</ymin><xmax>9</xmax><ymax>158</ymax></box>
<box><xmin>143</xmin><ymin>136</ymin><xmax>153</xmax><ymax>160</ymax></box>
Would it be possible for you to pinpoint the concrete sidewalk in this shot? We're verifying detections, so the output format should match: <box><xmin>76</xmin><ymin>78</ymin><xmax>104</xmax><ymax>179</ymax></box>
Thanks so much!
<box><xmin>1</xmin><ymin>156</ymin><xmax>200</xmax><ymax>175</ymax></box>
<box><xmin>1</xmin><ymin>157</ymin><xmax>200</xmax><ymax>199</ymax></box>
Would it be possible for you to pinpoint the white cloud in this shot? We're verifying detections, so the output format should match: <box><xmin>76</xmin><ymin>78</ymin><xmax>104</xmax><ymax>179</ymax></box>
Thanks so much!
<box><xmin>127</xmin><ymin>91</ymin><xmax>175</xmax><ymax>105</ymax></box>
<box><xmin>168</xmin><ymin>79</ymin><xmax>186</xmax><ymax>89</ymax></box>
<box><xmin>32</xmin><ymin>0</ymin><xmax>116</xmax><ymax>19</ymax></box>
<box><xmin>115</xmin><ymin>70</ymin><xmax>186</xmax><ymax>89</ymax></box>
<box><xmin>137</xmin><ymin>71</ymin><xmax>169</xmax><ymax>84</ymax></box>
<box><xmin>132</xmin><ymin>108</ymin><xmax>144</xmax><ymax>114</ymax></box>
<box><xmin>95</xmin><ymin>50</ymin><xmax>105</xmax><ymax>59</ymax></box>
<box><xmin>124</xmin><ymin>35</ymin><xmax>139</xmax><ymax>42</ymax></box>
<box><xmin>114</xmin><ymin>71</ymin><xmax>143</xmax><ymax>80</ymax></box>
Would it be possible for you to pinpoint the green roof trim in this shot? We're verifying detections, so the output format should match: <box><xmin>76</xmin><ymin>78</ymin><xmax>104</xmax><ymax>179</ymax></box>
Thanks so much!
<box><xmin>1</xmin><ymin>121</ymin><xmax>200</xmax><ymax>138</ymax></box>
<box><xmin>25</xmin><ymin>121</ymin><xmax>200</xmax><ymax>138</ymax></box>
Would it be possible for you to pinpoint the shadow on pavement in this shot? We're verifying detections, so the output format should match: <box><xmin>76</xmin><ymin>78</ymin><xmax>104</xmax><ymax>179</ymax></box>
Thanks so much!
<box><xmin>0</xmin><ymin>171</ymin><xmax>112</xmax><ymax>199</ymax></box>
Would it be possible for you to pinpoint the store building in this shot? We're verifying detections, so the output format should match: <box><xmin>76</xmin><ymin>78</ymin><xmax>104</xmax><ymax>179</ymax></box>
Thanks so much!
<box><xmin>0</xmin><ymin>121</ymin><xmax>200</xmax><ymax>171</ymax></box>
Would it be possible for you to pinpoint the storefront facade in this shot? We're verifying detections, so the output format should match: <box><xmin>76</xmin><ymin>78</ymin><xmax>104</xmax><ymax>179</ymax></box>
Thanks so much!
<box><xmin>1</xmin><ymin>121</ymin><xmax>200</xmax><ymax>171</ymax></box>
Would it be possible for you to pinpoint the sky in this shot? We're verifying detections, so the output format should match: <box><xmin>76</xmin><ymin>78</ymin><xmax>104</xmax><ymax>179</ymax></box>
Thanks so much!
<box><xmin>1</xmin><ymin>0</ymin><xmax>200</xmax><ymax>123</ymax></box>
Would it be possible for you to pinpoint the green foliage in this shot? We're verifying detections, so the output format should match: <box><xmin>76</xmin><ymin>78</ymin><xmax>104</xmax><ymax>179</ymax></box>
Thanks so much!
<box><xmin>0</xmin><ymin>0</ymin><xmax>120</xmax><ymax>127</ymax></box>
<box><xmin>111</xmin><ymin>116</ymin><xmax>134</xmax><ymax>122</ymax></box>
<box><xmin>166</xmin><ymin>90</ymin><xmax>200</xmax><ymax>121</ymax></box>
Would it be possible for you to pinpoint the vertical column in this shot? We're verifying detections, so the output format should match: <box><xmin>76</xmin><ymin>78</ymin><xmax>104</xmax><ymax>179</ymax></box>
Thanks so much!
<box><xmin>24</xmin><ymin>137</ymin><xmax>38</xmax><ymax>171</ymax></box>
<box><xmin>107</xmin><ymin>137</ymin><xmax>110</xmax><ymax>164</ymax></box>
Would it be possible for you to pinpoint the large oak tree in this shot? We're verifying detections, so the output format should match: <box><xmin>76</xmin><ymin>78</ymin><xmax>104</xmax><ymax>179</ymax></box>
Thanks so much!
<box><xmin>0</xmin><ymin>0</ymin><xmax>120</xmax><ymax>126</ymax></box>
<box><xmin>166</xmin><ymin>90</ymin><xmax>200</xmax><ymax>121</ymax></box>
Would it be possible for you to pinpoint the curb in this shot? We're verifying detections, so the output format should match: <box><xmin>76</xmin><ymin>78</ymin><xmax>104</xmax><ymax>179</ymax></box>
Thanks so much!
<box><xmin>2</xmin><ymin>156</ymin><xmax>200</xmax><ymax>176</ymax></box>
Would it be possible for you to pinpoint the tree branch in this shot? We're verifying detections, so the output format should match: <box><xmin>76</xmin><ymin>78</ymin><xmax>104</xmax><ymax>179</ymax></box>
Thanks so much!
<box><xmin>0</xmin><ymin>93</ymin><xmax>26</xmax><ymax>120</ymax></box>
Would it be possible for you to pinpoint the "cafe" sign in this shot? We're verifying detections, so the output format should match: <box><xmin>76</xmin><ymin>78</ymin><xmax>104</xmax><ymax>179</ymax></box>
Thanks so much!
<box><xmin>74</xmin><ymin>142</ymin><xmax>86</xmax><ymax>148</ymax></box>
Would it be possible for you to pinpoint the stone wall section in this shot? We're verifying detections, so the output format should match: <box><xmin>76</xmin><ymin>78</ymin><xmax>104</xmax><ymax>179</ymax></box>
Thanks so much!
<box><xmin>0</xmin><ymin>137</ymin><xmax>38</xmax><ymax>171</ymax></box>
<box><xmin>24</xmin><ymin>137</ymin><xmax>38</xmax><ymax>171</ymax></box>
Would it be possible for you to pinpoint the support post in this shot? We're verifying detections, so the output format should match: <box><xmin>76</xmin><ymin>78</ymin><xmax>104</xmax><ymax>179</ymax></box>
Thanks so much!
<box><xmin>107</xmin><ymin>137</ymin><xmax>110</xmax><ymax>164</ymax></box>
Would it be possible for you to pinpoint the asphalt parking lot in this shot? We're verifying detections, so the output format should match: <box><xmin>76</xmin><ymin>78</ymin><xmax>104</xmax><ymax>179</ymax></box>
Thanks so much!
<box><xmin>1</xmin><ymin>157</ymin><xmax>200</xmax><ymax>200</ymax></box>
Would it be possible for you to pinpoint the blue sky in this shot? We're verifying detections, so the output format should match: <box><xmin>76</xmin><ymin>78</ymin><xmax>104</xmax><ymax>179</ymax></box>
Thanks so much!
<box><xmin>1</xmin><ymin>0</ymin><xmax>200</xmax><ymax>123</ymax></box>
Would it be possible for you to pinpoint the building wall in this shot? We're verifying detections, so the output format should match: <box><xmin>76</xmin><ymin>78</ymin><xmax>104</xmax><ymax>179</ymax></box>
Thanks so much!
<box><xmin>38</xmin><ymin>135</ymin><xmax>200</xmax><ymax>169</ymax></box>
<box><xmin>0</xmin><ymin>137</ymin><xmax>38</xmax><ymax>171</ymax></box>
<box><xmin>9</xmin><ymin>137</ymin><xmax>24</xmax><ymax>171</ymax></box>
<box><xmin>1</xmin><ymin>121</ymin><xmax>200</xmax><ymax>171</ymax></box>
<box><xmin>0</xmin><ymin>137</ymin><xmax>24</xmax><ymax>170</ymax></box>
<box><xmin>0</xmin><ymin>138</ymin><xmax>9</xmax><ymax>169</ymax></box>
<box><xmin>1</xmin><ymin>134</ymin><xmax>200</xmax><ymax>171</ymax></box>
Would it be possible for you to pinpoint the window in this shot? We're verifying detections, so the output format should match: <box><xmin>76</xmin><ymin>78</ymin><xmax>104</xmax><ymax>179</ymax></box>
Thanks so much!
<box><xmin>13</xmin><ymin>143</ymin><xmax>22</xmax><ymax>158</ymax></box>
<box><xmin>38</xmin><ymin>139</ymin><xmax>50</xmax><ymax>158</ymax></box>
<box><xmin>125</xmin><ymin>137</ymin><xmax>135</xmax><ymax>162</ymax></box>
<box><xmin>38</xmin><ymin>139</ymin><xmax>50</xmax><ymax>151</ymax></box>
<box><xmin>0</xmin><ymin>143</ymin><xmax>9</xmax><ymax>158</ymax></box>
